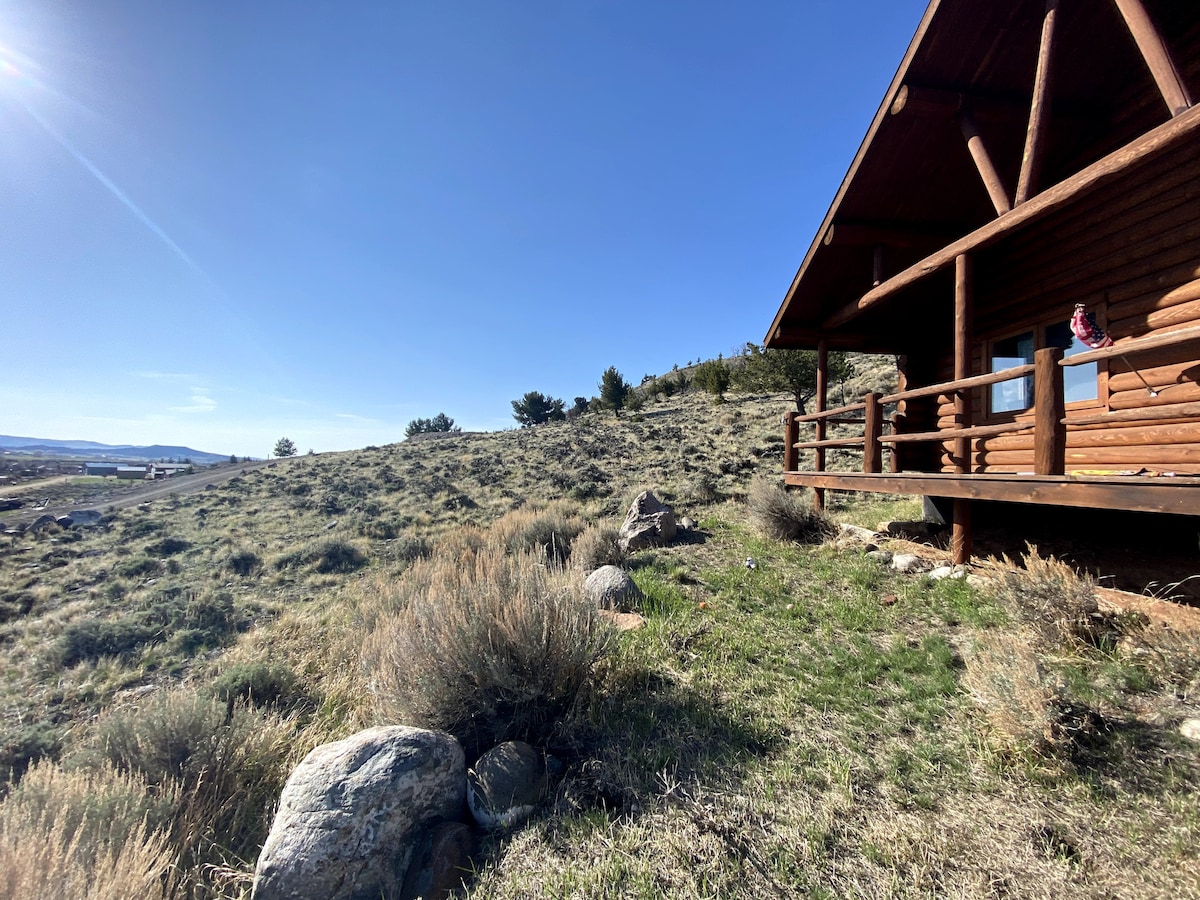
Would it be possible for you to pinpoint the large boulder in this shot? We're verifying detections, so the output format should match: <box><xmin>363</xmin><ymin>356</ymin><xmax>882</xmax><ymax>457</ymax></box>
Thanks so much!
<box><xmin>253</xmin><ymin>726</ymin><xmax>465</xmax><ymax>900</ymax></box>
<box><xmin>584</xmin><ymin>565</ymin><xmax>642</xmax><ymax>610</ymax></box>
<box><xmin>27</xmin><ymin>514</ymin><xmax>57</xmax><ymax>532</ymax></box>
<box><xmin>466</xmin><ymin>741</ymin><xmax>551</xmax><ymax>831</ymax></box>
<box><xmin>618</xmin><ymin>491</ymin><xmax>677</xmax><ymax>552</ymax></box>
<box><xmin>69</xmin><ymin>509</ymin><xmax>103</xmax><ymax>527</ymax></box>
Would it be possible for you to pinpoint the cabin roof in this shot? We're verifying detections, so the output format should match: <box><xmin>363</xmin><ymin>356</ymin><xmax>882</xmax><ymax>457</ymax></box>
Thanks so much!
<box><xmin>766</xmin><ymin>0</ymin><xmax>1200</xmax><ymax>352</ymax></box>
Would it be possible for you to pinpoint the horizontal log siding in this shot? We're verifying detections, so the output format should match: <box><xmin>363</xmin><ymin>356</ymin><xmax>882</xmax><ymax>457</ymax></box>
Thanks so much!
<box><xmin>929</xmin><ymin>145</ymin><xmax>1200</xmax><ymax>474</ymax></box>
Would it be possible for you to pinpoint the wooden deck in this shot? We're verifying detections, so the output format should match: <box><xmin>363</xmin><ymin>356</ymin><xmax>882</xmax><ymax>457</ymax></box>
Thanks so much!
<box><xmin>784</xmin><ymin>470</ymin><xmax>1200</xmax><ymax>516</ymax></box>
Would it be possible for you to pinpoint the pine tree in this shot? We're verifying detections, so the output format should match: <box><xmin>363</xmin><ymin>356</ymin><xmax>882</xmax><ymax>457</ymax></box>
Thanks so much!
<box><xmin>599</xmin><ymin>367</ymin><xmax>630</xmax><ymax>418</ymax></box>
<box><xmin>511</xmin><ymin>391</ymin><xmax>566</xmax><ymax>427</ymax></box>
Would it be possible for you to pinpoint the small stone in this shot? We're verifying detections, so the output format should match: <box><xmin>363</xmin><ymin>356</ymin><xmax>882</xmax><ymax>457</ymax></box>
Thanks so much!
<box><xmin>584</xmin><ymin>566</ymin><xmax>642</xmax><ymax>610</ymax></box>
<box><xmin>467</xmin><ymin>741</ymin><xmax>550</xmax><ymax>831</ymax></box>
<box><xmin>866</xmin><ymin>550</ymin><xmax>893</xmax><ymax>565</ymax></box>
<box><xmin>880</xmin><ymin>593</ymin><xmax>898</xmax><ymax>606</ymax></box>
<box><xmin>929</xmin><ymin>565</ymin><xmax>969</xmax><ymax>581</ymax></box>
<box><xmin>599</xmin><ymin>609</ymin><xmax>646</xmax><ymax>631</ymax></box>
<box><xmin>679</xmin><ymin>516</ymin><xmax>697</xmax><ymax>531</ymax></box>
<box><xmin>838</xmin><ymin>523</ymin><xmax>879</xmax><ymax>543</ymax></box>
<box><xmin>890</xmin><ymin>553</ymin><xmax>924</xmax><ymax>574</ymax></box>
<box><xmin>1180</xmin><ymin>719</ymin><xmax>1200</xmax><ymax>742</ymax></box>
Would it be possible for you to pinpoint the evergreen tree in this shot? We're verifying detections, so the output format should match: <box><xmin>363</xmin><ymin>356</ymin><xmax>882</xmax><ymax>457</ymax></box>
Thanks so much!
<box><xmin>693</xmin><ymin>359</ymin><xmax>732</xmax><ymax>402</ymax></box>
<box><xmin>599</xmin><ymin>367</ymin><xmax>630</xmax><ymax>418</ymax></box>
<box><xmin>405</xmin><ymin>413</ymin><xmax>461</xmax><ymax>438</ymax></box>
<box><xmin>273</xmin><ymin>437</ymin><xmax>297</xmax><ymax>458</ymax></box>
<box><xmin>511</xmin><ymin>391</ymin><xmax>566</xmax><ymax>427</ymax></box>
<box><xmin>734</xmin><ymin>343</ymin><xmax>853</xmax><ymax>414</ymax></box>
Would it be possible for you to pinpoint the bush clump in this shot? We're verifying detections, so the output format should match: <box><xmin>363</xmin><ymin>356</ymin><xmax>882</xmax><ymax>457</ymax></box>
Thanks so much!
<box><xmin>226</xmin><ymin>548</ymin><xmax>262</xmax><ymax>576</ymax></box>
<box><xmin>363</xmin><ymin>545</ymin><xmax>611</xmax><ymax>760</ymax></box>
<box><xmin>747</xmin><ymin>479</ymin><xmax>834</xmax><ymax>544</ymax></box>
<box><xmin>209</xmin><ymin>661</ymin><xmax>305</xmax><ymax>712</ymax></box>
<box><xmin>145</xmin><ymin>537</ymin><xmax>191</xmax><ymax>558</ymax></box>
<box><xmin>491</xmin><ymin>502</ymin><xmax>587</xmax><ymax>565</ymax></box>
<box><xmin>274</xmin><ymin>538</ymin><xmax>370</xmax><ymax>574</ymax></box>
<box><xmin>571</xmin><ymin>523</ymin><xmax>625</xmax><ymax>573</ymax></box>
<box><xmin>987</xmin><ymin>545</ymin><xmax>1104</xmax><ymax>648</ymax></box>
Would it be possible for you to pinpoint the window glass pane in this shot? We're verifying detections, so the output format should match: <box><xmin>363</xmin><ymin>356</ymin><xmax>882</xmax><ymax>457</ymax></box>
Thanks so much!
<box><xmin>1046</xmin><ymin>320</ymin><xmax>1099</xmax><ymax>403</ymax></box>
<box><xmin>991</xmin><ymin>331</ymin><xmax>1034</xmax><ymax>413</ymax></box>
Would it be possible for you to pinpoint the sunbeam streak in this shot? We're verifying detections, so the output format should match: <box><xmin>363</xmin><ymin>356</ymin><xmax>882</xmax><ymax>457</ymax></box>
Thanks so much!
<box><xmin>0</xmin><ymin>45</ymin><xmax>205</xmax><ymax>276</ymax></box>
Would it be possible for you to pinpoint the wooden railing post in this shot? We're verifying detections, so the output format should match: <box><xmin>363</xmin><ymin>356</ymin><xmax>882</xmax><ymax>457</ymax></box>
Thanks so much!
<box><xmin>1034</xmin><ymin>346</ymin><xmax>1066</xmax><ymax>475</ymax></box>
<box><xmin>863</xmin><ymin>392</ymin><xmax>883</xmax><ymax>473</ymax></box>
<box><xmin>815</xmin><ymin>340</ymin><xmax>829</xmax><ymax>510</ymax></box>
<box><xmin>783</xmin><ymin>411</ymin><xmax>799</xmax><ymax>474</ymax></box>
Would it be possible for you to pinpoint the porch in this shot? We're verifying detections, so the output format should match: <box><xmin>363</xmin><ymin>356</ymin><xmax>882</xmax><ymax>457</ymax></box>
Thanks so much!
<box><xmin>784</xmin><ymin>324</ymin><xmax>1200</xmax><ymax>563</ymax></box>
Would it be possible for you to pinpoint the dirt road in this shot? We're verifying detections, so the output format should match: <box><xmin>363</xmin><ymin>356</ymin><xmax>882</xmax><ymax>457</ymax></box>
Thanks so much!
<box><xmin>1</xmin><ymin>459</ymin><xmax>280</xmax><ymax>525</ymax></box>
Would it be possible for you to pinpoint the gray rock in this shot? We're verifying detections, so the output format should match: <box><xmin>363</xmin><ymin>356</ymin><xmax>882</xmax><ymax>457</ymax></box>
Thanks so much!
<box><xmin>880</xmin><ymin>520</ymin><xmax>935</xmax><ymax>540</ymax></box>
<box><xmin>1180</xmin><ymin>719</ymin><xmax>1200</xmax><ymax>743</ymax></box>
<box><xmin>253</xmin><ymin>725</ymin><xmax>465</xmax><ymax>900</ymax></box>
<box><xmin>928</xmin><ymin>565</ymin><xmax>969</xmax><ymax>581</ymax></box>
<box><xmin>55</xmin><ymin>515</ymin><xmax>74</xmax><ymax>528</ymax></box>
<box><xmin>28</xmin><ymin>514</ymin><xmax>57</xmax><ymax>532</ymax></box>
<box><xmin>890</xmin><ymin>553</ymin><xmax>926</xmax><ymax>574</ymax></box>
<box><xmin>399</xmin><ymin>821</ymin><xmax>473</xmax><ymax>900</ymax></box>
<box><xmin>837</xmin><ymin>523</ymin><xmax>880</xmax><ymax>543</ymax></box>
<box><xmin>618</xmin><ymin>491</ymin><xmax>677</xmax><ymax>552</ymax></box>
<box><xmin>584</xmin><ymin>565</ymin><xmax>642</xmax><ymax>610</ymax></box>
<box><xmin>866</xmin><ymin>550</ymin><xmax>893</xmax><ymax>565</ymax></box>
<box><xmin>467</xmin><ymin>741</ymin><xmax>550</xmax><ymax>831</ymax></box>
<box><xmin>679</xmin><ymin>516</ymin><xmax>697</xmax><ymax>531</ymax></box>
<box><xmin>69</xmin><ymin>509</ymin><xmax>103</xmax><ymax>527</ymax></box>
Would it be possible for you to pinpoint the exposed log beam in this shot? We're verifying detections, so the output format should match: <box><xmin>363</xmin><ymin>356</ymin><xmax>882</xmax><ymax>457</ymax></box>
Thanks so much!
<box><xmin>1112</xmin><ymin>0</ymin><xmax>1193</xmax><ymax>116</ymax></box>
<box><xmin>767</xmin><ymin>326</ymin><xmax>900</xmax><ymax>353</ymax></box>
<box><xmin>820</xmin><ymin>103</ymin><xmax>1200</xmax><ymax>331</ymax></box>
<box><xmin>821</xmin><ymin>222</ymin><xmax>956</xmax><ymax>248</ymax></box>
<box><xmin>890</xmin><ymin>82</ymin><xmax>1098</xmax><ymax>120</ymax></box>
<box><xmin>959</xmin><ymin>111</ymin><xmax>1012</xmax><ymax>216</ymax></box>
<box><xmin>1016</xmin><ymin>0</ymin><xmax>1059</xmax><ymax>205</ymax></box>
<box><xmin>872</xmin><ymin>244</ymin><xmax>884</xmax><ymax>287</ymax></box>
<box><xmin>953</xmin><ymin>254</ymin><xmax>973</xmax><ymax>565</ymax></box>
<box><xmin>890</xmin><ymin>84</ymin><xmax>963</xmax><ymax>117</ymax></box>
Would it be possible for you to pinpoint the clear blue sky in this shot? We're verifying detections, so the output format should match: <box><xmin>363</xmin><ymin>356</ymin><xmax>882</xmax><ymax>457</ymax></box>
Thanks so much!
<box><xmin>1</xmin><ymin>0</ymin><xmax>925</xmax><ymax>457</ymax></box>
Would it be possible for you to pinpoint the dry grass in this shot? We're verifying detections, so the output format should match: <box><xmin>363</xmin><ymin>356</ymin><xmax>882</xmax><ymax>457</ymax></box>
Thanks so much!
<box><xmin>0</xmin><ymin>761</ymin><xmax>175</xmax><ymax>900</ymax></box>
<box><xmin>987</xmin><ymin>544</ymin><xmax>1105</xmax><ymax>648</ymax></box>
<box><xmin>362</xmin><ymin>543</ymin><xmax>612</xmax><ymax>761</ymax></box>
<box><xmin>490</xmin><ymin>500</ymin><xmax>588</xmax><ymax>564</ymax></box>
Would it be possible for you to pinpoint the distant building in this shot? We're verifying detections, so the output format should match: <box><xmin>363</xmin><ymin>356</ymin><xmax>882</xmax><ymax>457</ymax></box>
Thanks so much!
<box><xmin>84</xmin><ymin>463</ymin><xmax>120</xmax><ymax>477</ymax></box>
<box><xmin>116</xmin><ymin>466</ymin><xmax>148</xmax><ymax>480</ymax></box>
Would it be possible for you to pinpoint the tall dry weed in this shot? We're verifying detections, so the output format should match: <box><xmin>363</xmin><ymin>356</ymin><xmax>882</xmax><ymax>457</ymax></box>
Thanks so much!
<box><xmin>363</xmin><ymin>545</ymin><xmax>611</xmax><ymax>760</ymax></box>
<box><xmin>962</xmin><ymin>629</ymin><xmax>1058</xmax><ymax>757</ymax></box>
<box><xmin>0</xmin><ymin>761</ymin><xmax>175</xmax><ymax>900</ymax></box>
<box><xmin>490</xmin><ymin>501</ymin><xmax>587</xmax><ymax>564</ymax></box>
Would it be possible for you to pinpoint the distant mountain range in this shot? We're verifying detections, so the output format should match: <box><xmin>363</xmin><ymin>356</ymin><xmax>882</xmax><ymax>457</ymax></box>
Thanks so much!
<box><xmin>0</xmin><ymin>435</ymin><xmax>229</xmax><ymax>465</ymax></box>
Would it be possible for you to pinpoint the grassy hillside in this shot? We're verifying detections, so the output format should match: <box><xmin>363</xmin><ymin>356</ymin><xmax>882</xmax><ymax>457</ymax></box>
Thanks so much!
<box><xmin>1</xmin><ymin>363</ymin><xmax>1198</xmax><ymax>898</ymax></box>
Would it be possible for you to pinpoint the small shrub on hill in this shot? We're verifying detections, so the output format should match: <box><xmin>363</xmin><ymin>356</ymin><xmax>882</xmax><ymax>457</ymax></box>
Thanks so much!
<box><xmin>363</xmin><ymin>546</ymin><xmax>611</xmax><ymax>760</ymax></box>
<box><xmin>747</xmin><ymin>479</ymin><xmax>834</xmax><ymax>543</ymax></box>
<box><xmin>987</xmin><ymin>545</ymin><xmax>1104</xmax><ymax>649</ymax></box>
<box><xmin>571</xmin><ymin>523</ymin><xmax>625</xmax><ymax>573</ymax></box>
<box><xmin>273</xmin><ymin>538</ymin><xmax>370</xmax><ymax>574</ymax></box>
<box><xmin>492</xmin><ymin>502</ymin><xmax>587</xmax><ymax>565</ymax></box>
<box><xmin>226</xmin><ymin>548</ymin><xmax>262</xmax><ymax>576</ymax></box>
<box><xmin>145</xmin><ymin>537</ymin><xmax>191</xmax><ymax>558</ymax></box>
<box><xmin>116</xmin><ymin>556</ymin><xmax>160</xmax><ymax>579</ymax></box>
<box><xmin>79</xmin><ymin>690</ymin><xmax>295</xmax><ymax>879</ymax></box>
<box><xmin>209</xmin><ymin>661</ymin><xmax>305</xmax><ymax>712</ymax></box>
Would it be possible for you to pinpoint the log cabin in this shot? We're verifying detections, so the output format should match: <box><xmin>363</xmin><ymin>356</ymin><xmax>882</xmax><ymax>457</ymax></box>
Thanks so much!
<box><xmin>766</xmin><ymin>0</ymin><xmax>1200</xmax><ymax>565</ymax></box>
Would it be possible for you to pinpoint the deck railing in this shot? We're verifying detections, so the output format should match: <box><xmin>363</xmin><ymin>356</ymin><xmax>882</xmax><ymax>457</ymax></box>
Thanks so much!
<box><xmin>785</xmin><ymin>324</ymin><xmax>1200</xmax><ymax>482</ymax></box>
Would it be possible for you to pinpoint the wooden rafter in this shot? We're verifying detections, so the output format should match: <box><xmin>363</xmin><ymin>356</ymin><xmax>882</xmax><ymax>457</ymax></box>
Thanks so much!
<box><xmin>1112</xmin><ymin>0</ymin><xmax>1193</xmax><ymax>116</ymax></box>
<box><xmin>1015</xmin><ymin>0</ymin><xmax>1059</xmax><ymax>205</ymax></box>
<box><xmin>958</xmin><ymin>111</ymin><xmax>1012</xmax><ymax>216</ymax></box>
<box><xmin>820</xmin><ymin>103</ymin><xmax>1200</xmax><ymax>331</ymax></box>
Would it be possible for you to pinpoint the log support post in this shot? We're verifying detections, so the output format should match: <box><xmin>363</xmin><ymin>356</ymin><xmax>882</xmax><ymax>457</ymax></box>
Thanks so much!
<box><xmin>952</xmin><ymin>254</ymin><xmax>974</xmax><ymax>566</ymax></box>
<box><xmin>1016</xmin><ymin>0</ymin><xmax>1059</xmax><ymax>205</ymax></box>
<box><xmin>863</xmin><ymin>392</ymin><xmax>883</xmax><ymax>474</ymax></box>
<box><xmin>814</xmin><ymin>340</ymin><xmax>829</xmax><ymax>510</ymax></box>
<box><xmin>784</xmin><ymin>411</ymin><xmax>799</xmax><ymax>475</ymax></box>
<box><xmin>958</xmin><ymin>112</ymin><xmax>1012</xmax><ymax>216</ymax></box>
<box><xmin>872</xmin><ymin>244</ymin><xmax>885</xmax><ymax>287</ymax></box>
<box><xmin>1112</xmin><ymin>0</ymin><xmax>1193</xmax><ymax>116</ymax></box>
<box><xmin>1034</xmin><ymin>346</ymin><xmax>1066</xmax><ymax>475</ymax></box>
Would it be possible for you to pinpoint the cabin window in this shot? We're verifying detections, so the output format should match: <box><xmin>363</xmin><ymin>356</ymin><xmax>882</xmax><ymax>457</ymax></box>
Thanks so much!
<box><xmin>989</xmin><ymin>318</ymin><xmax>1102</xmax><ymax>415</ymax></box>
<box><xmin>990</xmin><ymin>331</ymin><xmax>1034</xmax><ymax>413</ymax></box>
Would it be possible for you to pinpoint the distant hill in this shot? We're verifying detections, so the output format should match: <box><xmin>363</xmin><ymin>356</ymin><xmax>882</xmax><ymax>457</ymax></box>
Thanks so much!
<box><xmin>0</xmin><ymin>435</ymin><xmax>229</xmax><ymax>465</ymax></box>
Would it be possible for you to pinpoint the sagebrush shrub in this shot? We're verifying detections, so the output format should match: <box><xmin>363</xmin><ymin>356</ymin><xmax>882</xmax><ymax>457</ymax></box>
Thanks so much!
<box><xmin>226</xmin><ymin>548</ymin><xmax>261</xmax><ymax>576</ymax></box>
<box><xmin>988</xmin><ymin>545</ymin><xmax>1103</xmax><ymax>648</ymax></box>
<box><xmin>491</xmin><ymin>502</ymin><xmax>587</xmax><ymax>564</ymax></box>
<box><xmin>571</xmin><ymin>523</ymin><xmax>625</xmax><ymax>573</ymax></box>
<box><xmin>747</xmin><ymin>479</ymin><xmax>834</xmax><ymax>543</ymax></box>
<box><xmin>79</xmin><ymin>690</ymin><xmax>296</xmax><ymax>879</ymax></box>
<box><xmin>363</xmin><ymin>546</ymin><xmax>611</xmax><ymax>760</ymax></box>
<box><xmin>962</xmin><ymin>629</ymin><xmax>1057</xmax><ymax>757</ymax></box>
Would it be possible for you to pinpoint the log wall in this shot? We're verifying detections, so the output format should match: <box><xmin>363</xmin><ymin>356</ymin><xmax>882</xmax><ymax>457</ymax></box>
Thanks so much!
<box><xmin>918</xmin><ymin>139</ymin><xmax>1200</xmax><ymax>474</ymax></box>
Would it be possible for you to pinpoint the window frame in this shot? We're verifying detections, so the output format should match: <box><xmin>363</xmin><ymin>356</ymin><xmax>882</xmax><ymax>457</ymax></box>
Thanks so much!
<box><xmin>983</xmin><ymin>307</ymin><xmax>1109</xmax><ymax>421</ymax></box>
